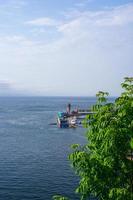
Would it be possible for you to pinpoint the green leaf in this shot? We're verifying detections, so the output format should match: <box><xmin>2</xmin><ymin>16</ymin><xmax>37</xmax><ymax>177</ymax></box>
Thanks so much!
<box><xmin>130</xmin><ymin>138</ymin><xmax>133</xmax><ymax>149</ymax></box>
<box><xmin>53</xmin><ymin>195</ymin><xmax>70</xmax><ymax>200</ymax></box>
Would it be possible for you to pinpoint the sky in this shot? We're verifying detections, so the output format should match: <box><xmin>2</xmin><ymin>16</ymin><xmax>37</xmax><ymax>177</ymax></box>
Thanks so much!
<box><xmin>0</xmin><ymin>0</ymin><xmax>132</xmax><ymax>96</ymax></box>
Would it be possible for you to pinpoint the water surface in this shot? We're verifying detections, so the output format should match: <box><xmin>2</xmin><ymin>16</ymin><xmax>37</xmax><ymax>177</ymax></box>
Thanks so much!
<box><xmin>0</xmin><ymin>97</ymin><xmax>97</xmax><ymax>200</ymax></box>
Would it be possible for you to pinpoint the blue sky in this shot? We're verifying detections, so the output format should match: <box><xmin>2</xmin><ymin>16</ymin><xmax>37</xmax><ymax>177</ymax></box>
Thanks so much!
<box><xmin>0</xmin><ymin>0</ymin><xmax>132</xmax><ymax>96</ymax></box>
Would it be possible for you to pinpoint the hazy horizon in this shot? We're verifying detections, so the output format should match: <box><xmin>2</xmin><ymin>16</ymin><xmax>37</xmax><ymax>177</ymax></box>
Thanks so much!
<box><xmin>0</xmin><ymin>94</ymin><xmax>118</xmax><ymax>98</ymax></box>
<box><xmin>0</xmin><ymin>0</ymin><xmax>132</xmax><ymax>96</ymax></box>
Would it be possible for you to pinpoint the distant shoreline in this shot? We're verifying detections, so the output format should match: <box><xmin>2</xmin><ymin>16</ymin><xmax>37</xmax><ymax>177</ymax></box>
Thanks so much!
<box><xmin>0</xmin><ymin>95</ymin><xmax>118</xmax><ymax>98</ymax></box>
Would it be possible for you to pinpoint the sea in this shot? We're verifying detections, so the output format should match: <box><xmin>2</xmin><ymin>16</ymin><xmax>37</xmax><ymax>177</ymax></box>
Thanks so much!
<box><xmin>0</xmin><ymin>96</ymin><xmax>99</xmax><ymax>200</ymax></box>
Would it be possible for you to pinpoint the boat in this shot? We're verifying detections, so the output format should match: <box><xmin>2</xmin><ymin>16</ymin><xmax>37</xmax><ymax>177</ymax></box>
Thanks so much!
<box><xmin>57</xmin><ymin>112</ymin><xmax>69</xmax><ymax>128</ymax></box>
<box><xmin>57</xmin><ymin>111</ymin><xmax>78</xmax><ymax>128</ymax></box>
<box><xmin>68</xmin><ymin>116</ymin><xmax>77</xmax><ymax>127</ymax></box>
<box><xmin>56</xmin><ymin>104</ymin><xmax>94</xmax><ymax>128</ymax></box>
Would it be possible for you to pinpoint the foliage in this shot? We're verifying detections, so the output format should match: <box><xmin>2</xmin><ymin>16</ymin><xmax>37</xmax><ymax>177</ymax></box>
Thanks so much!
<box><xmin>53</xmin><ymin>195</ymin><xmax>70</xmax><ymax>200</ymax></box>
<box><xmin>53</xmin><ymin>77</ymin><xmax>133</xmax><ymax>200</ymax></box>
<box><xmin>70</xmin><ymin>77</ymin><xmax>133</xmax><ymax>200</ymax></box>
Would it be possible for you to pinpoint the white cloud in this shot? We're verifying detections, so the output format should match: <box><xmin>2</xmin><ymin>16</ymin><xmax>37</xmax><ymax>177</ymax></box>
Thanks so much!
<box><xmin>61</xmin><ymin>3</ymin><xmax>133</xmax><ymax>27</ymax></box>
<box><xmin>26</xmin><ymin>17</ymin><xmax>59</xmax><ymax>27</ymax></box>
<box><xmin>0</xmin><ymin>35</ymin><xmax>39</xmax><ymax>48</ymax></box>
<box><xmin>0</xmin><ymin>3</ymin><xmax>132</xmax><ymax>96</ymax></box>
<box><xmin>95</xmin><ymin>4</ymin><xmax>133</xmax><ymax>26</ymax></box>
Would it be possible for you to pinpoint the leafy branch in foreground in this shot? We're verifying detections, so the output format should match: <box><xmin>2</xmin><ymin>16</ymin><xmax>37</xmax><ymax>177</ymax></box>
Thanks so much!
<box><xmin>53</xmin><ymin>195</ymin><xmax>70</xmax><ymax>200</ymax></box>
<box><xmin>53</xmin><ymin>77</ymin><xmax>133</xmax><ymax>200</ymax></box>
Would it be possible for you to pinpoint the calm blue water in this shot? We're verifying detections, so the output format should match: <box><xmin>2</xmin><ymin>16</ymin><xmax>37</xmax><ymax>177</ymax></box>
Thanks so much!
<box><xmin>0</xmin><ymin>97</ymin><xmax>97</xmax><ymax>200</ymax></box>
